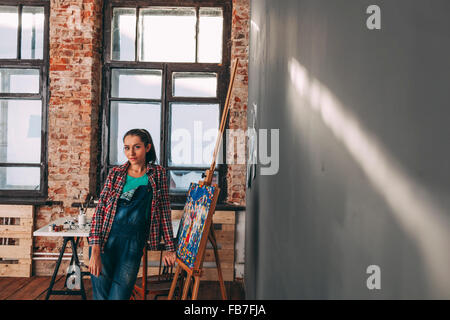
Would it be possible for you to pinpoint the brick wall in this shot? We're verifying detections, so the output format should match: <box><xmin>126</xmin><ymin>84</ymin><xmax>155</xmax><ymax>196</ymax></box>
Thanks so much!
<box><xmin>227</xmin><ymin>0</ymin><xmax>249</xmax><ymax>206</ymax></box>
<box><xmin>33</xmin><ymin>0</ymin><xmax>249</xmax><ymax>276</ymax></box>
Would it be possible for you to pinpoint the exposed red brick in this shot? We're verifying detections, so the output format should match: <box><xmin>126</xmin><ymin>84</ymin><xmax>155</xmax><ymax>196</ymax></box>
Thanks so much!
<box><xmin>227</xmin><ymin>0</ymin><xmax>249</xmax><ymax>206</ymax></box>
<box><xmin>50</xmin><ymin>64</ymin><xmax>68</xmax><ymax>71</ymax></box>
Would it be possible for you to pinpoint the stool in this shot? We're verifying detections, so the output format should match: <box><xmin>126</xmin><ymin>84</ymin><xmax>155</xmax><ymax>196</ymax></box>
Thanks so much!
<box><xmin>131</xmin><ymin>242</ymin><xmax>180</xmax><ymax>300</ymax></box>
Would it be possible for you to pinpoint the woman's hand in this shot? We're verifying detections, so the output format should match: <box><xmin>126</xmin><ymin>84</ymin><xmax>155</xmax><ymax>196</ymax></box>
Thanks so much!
<box><xmin>89</xmin><ymin>245</ymin><xmax>102</xmax><ymax>277</ymax></box>
<box><xmin>162</xmin><ymin>251</ymin><xmax>176</xmax><ymax>266</ymax></box>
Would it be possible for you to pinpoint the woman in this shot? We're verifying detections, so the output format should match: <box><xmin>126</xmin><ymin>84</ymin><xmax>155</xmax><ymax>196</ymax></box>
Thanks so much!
<box><xmin>88</xmin><ymin>128</ymin><xmax>176</xmax><ymax>300</ymax></box>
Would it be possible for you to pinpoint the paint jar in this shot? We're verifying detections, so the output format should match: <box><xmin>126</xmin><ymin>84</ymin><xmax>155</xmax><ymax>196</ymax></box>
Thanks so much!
<box><xmin>78</xmin><ymin>213</ymin><xmax>86</xmax><ymax>227</ymax></box>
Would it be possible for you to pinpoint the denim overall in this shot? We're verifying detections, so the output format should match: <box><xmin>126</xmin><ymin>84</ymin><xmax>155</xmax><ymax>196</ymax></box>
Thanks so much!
<box><xmin>90</xmin><ymin>183</ymin><xmax>152</xmax><ymax>300</ymax></box>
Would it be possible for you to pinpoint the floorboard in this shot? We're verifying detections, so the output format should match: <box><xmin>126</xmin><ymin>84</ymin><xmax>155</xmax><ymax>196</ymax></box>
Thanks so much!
<box><xmin>5</xmin><ymin>277</ymin><xmax>51</xmax><ymax>300</ymax></box>
<box><xmin>0</xmin><ymin>276</ymin><xmax>245</xmax><ymax>300</ymax></box>
<box><xmin>0</xmin><ymin>277</ymin><xmax>30</xmax><ymax>300</ymax></box>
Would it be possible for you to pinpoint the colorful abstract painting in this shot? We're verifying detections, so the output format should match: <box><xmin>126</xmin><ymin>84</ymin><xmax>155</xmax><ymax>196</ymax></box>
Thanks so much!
<box><xmin>176</xmin><ymin>182</ymin><xmax>216</xmax><ymax>269</ymax></box>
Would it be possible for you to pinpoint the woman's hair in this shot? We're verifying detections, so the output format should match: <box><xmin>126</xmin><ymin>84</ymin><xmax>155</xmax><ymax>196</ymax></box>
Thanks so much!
<box><xmin>123</xmin><ymin>128</ymin><xmax>157</xmax><ymax>164</ymax></box>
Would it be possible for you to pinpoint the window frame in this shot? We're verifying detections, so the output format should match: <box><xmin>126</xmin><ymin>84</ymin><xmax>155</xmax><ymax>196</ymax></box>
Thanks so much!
<box><xmin>100</xmin><ymin>0</ymin><xmax>232</xmax><ymax>204</ymax></box>
<box><xmin>0</xmin><ymin>0</ymin><xmax>50</xmax><ymax>204</ymax></box>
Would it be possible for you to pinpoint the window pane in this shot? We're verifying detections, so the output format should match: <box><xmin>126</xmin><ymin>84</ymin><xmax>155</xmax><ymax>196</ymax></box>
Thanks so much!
<box><xmin>173</xmin><ymin>72</ymin><xmax>217</xmax><ymax>97</ymax></box>
<box><xmin>0</xmin><ymin>99</ymin><xmax>41</xmax><ymax>163</ymax></box>
<box><xmin>0</xmin><ymin>167</ymin><xmax>40</xmax><ymax>190</ymax></box>
<box><xmin>0</xmin><ymin>6</ymin><xmax>18</xmax><ymax>59</ymax></box>
<box><xmin>170</xmin><ymin>103</ymin><xmax>219</xmax><ymax>167</ymax></box>
<box><xmin>198</xmin><ymin>8</ymin><xmax>223</xmax><ymax>63</ymax></box>
<box><xmin>109</xmin><ymin>101</ymin><xmax>161</xmax><ymax>165</ymax></box>
<box><xmin>139</xmin><ymin>7</ymin><xmax>196</xmax><ymax>62</ymax></box>
<box><xmin>0</xmin><ymin>69</ymin><xmax>39</xmax><ymax>93</ymax></box>
<box><xmin>111</xmin><ymin>8</ymin><xmax>136</xmax><ymax>61</ymax></box>
<box><xmin>21</xmin><ymin>7</ymin><xmax>44</xmax><ymax>60</ymax></box>
<box><xmin>111</xmin><ymin>69</ymin><xmax>162</xmax><ymax>99</ymax></box>
<box><xmin>169</xmin><ymin>170</ymin><xmax>218</xmax><ymax>192</ymax></box>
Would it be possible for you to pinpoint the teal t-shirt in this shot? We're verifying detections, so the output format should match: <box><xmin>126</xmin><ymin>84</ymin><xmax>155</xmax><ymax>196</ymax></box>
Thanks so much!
<box><xmin>118</xmin><ymin>173</ymin><xmax>153</xmax><ymax>231</ymax></box>
<box><xmin>120</xmin><ymin>174</ymin><xmax>149</xmax><ymax>200</ymax></box>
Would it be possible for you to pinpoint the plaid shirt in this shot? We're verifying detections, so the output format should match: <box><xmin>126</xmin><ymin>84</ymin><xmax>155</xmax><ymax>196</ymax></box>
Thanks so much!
<box><xmin>88</xmin><ymin>161</ymin><xmax>175</xmax><ymax>253</ymax></box>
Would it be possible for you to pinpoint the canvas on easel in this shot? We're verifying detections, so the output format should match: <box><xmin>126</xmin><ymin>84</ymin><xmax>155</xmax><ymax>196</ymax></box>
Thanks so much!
<box><xmin>176</xmin><ymin>183</ymin><xmax>217</xmax><ymax>269</ymax></box>
<box><xmin>168</xmin><ymin>58</ymin><xmax>239</xmax><ymax>300</ymax></box>
<box><xmin>169</xmin><ymin>181</ymin><xmax>223</xmax><ymax>300</ymax></box>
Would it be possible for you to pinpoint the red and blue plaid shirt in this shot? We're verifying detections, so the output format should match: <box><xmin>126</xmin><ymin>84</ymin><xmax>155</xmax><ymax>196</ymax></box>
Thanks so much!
<box><xmin>88</xmin><ymin>161</ymin><xmax>175</xmax><ymax>253</ymax></box>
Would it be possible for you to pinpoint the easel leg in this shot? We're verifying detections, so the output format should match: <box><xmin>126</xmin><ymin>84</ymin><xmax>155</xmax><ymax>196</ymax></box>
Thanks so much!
<box><xmin>192</xmin><ymin>276</ymin><xmax>200</xmax><ymax>300</ymax></box>
<box><xmin>168</xmin><ymin>264</ymin><xmax>181</xmax><ymax>300</ymax></box>
<box><xmin>209</xmin><ymin>228</ymin><xmax>227</xmax><ymax>300</ymax></box>
<box><xmin>45</xmin><ymin>237</ymin><xmax>69</xmax><ymax>300</ymax></box>
<box><xmin>181</xmin><ymin>274</ymin><xmax>192</xmax><ymax>300</ymax></box>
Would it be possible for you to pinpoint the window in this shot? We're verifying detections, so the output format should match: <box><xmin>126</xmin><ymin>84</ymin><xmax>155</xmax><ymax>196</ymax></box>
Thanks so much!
<box><xmin>102</xmin><ymin>1</ymin><xmax>231</xmax><ymax>203</ymax></box>
<box><xmin>0</xmin><ymin>1</ymin><xmax>49</xmax><ymax>203</ymax></box>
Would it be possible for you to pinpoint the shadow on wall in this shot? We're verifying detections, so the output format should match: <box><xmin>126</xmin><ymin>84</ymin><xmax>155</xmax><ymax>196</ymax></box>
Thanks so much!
<box><xmin>287</xmin><ymin>57</ymin><xmax>450</xmax><ymax>297</ymax></box>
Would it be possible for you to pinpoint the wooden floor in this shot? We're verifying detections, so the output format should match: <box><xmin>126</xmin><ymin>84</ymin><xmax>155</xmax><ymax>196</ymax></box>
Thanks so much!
<box><xmin>0</xmin><ymin>276</ymin><xmax>245</xmax><ymax>300</ymax></box>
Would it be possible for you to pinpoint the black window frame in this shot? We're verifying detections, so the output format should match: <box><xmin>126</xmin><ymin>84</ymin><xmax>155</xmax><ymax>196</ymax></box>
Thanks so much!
<box><xmin>100</xmin><ymin>0</ymin><xmax>232</xmax><ymax>204</ymax></box>
<box><xmin>0</xmin><ymin>0</ymin><xmax>50</xmax><ymax>204</ymax></box>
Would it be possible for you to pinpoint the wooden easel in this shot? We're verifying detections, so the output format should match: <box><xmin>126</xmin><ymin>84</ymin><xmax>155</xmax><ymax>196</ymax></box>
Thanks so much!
<box><xmin>168</xmin><ymin>58</ymin><xmax>239</xmax><ymax>300</ymax></box>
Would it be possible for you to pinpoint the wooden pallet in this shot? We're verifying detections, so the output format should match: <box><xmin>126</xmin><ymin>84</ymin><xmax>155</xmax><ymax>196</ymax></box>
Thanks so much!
<box><xmin>0</xmin><ymin>205</ymin><xmax>34</xmax><ymax>277</ymax></box>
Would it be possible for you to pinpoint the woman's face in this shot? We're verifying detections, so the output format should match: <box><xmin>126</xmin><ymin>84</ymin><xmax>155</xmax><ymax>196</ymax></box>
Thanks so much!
<box><xmin>123</xmin><ymin>135</ymin><xmax>151</xmax><ymax>165</ymax></box>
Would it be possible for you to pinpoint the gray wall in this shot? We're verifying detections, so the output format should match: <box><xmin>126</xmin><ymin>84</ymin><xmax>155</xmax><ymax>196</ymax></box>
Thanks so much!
<box><xmin>246</xmin><ymin>0</ymin><xmax>450</xmax><ymax>299</ymax></box>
